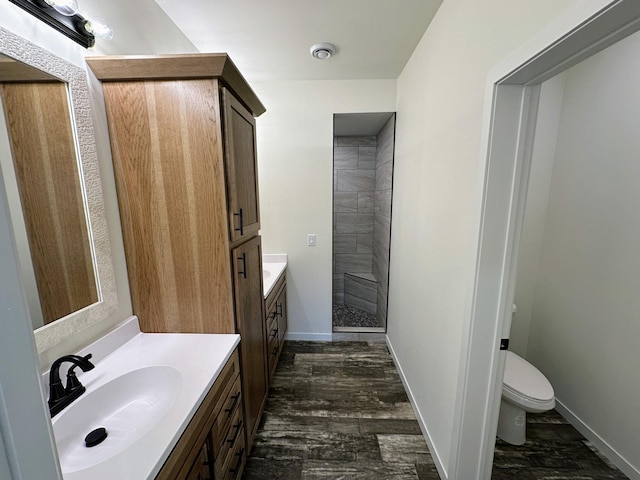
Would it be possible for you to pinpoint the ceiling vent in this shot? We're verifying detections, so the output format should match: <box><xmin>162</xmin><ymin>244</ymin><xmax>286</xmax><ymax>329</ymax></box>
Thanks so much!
<box><xmin>310</xmin><ymin>43</ymin><xmax>336</xmax><ymax>60</ymax></box>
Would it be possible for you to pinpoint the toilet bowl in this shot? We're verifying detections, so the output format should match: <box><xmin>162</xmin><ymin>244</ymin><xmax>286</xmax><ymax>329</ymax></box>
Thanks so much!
<box><xmin>497</xmin><ymin>351</ymin><xmax>555</xmax><ymax>445</ymax></box>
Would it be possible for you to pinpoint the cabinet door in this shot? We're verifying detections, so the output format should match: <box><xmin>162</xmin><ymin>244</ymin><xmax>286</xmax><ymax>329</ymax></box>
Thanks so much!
<box><xmin>222</xmin><ymin>88</ymin><xmax>260</xmax><ymax>245</ymax></box>
<box><xmin>231</xmin><ymin>236</ymin><xmax>267</xmax><ymax>450</ymax></box>
<box><xmin>184</xmin><ymin>441</ymin><xmax>213</xmax><ymax>480</ymax></box>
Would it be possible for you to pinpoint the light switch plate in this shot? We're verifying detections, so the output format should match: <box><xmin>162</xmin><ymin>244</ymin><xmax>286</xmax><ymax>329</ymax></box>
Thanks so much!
<box><xmin>307</xmin><ymin>234</ymin><xmax>316</xmax><ymax>246</ymax></box>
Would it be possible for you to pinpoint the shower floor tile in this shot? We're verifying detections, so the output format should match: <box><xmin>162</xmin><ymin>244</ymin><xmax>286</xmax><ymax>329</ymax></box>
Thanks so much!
<box><xmin>332</xmin><ymin>303</ymin><xmax>380</xmax><ymax>328</ymax></box>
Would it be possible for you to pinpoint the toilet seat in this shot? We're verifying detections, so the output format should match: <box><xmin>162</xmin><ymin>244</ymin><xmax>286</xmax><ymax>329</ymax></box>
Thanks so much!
<box><xmin>502</xmin><ymin>351</ymin><xmax>555</xmax><ymax>413</ymax></box>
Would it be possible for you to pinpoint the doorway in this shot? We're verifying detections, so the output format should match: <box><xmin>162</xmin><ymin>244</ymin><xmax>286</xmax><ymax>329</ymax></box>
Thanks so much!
<box><xmin>332</xmin><ymin>112</ymin><xmax>395</xmax><ymax>333</ymax></box>
<box><xmin>492</xmin><ymin>48</ymin><xmax>639</xmax><ymax>476</ymax></box>
<box><xmin>452</xmin><ymin>2</ymin><xmax>640</xmax><ymax>479</ymax></box>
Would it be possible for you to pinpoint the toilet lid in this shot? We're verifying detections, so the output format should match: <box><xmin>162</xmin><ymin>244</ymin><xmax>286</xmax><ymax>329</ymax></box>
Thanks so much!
<box><xmin>503</xmin><ymin>351</ymin><xmax>554</xmax><ymax>402</ymax></box>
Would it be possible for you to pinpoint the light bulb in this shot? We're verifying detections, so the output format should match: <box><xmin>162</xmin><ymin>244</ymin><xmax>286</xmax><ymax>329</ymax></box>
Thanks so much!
<box><xmin>43</xmin><ymin>0</ymin><xmax>79</xmax><ymax>16</ymax></box>
<box><xmin>84</xmin><ymin>17</ymin><xmax>113</xmax><ymax>41</ymax></box>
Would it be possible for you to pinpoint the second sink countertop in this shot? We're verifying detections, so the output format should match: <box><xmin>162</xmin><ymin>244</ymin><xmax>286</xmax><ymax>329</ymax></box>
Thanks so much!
<box><xmin>262</xmin><ymin>254</ymin><xmax>287</xmax><ymax>299</ymax></box>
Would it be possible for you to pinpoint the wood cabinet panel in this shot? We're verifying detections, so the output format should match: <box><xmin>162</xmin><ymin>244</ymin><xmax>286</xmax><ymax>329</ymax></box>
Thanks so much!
<box><xmin>102</xmin><ymin>79</ymin><xmax>234</xmax><ymax>334</ymax></box>
<box><xmin>232</xmin><ymin>236</ymin><xmax>267</xmax><ymax>450</ymax></box>
<box><xmin>223</xmin><ymin>89</ymin><xmax>260</xmax><ymax>245</ymax></box>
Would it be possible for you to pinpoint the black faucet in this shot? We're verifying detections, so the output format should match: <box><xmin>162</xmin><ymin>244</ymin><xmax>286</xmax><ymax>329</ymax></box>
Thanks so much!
<box><xmin>48</xmin><ymin>354</ymin><xmax>95</xmax><ymax>417</ymax></box>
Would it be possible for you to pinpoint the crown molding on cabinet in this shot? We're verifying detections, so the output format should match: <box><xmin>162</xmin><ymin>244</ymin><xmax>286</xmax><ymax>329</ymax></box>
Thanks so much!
<box><xmin>86</xmin><ymin>53</ymin><xmax>265</xmax><ymax>117</ymax></box>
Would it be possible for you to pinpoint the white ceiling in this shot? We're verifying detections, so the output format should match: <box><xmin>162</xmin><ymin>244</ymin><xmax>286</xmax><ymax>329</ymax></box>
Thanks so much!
<box><xmin>153</xmin><ymin>0</ymin><xmax>443</xmax><ymax>82</ymax></box>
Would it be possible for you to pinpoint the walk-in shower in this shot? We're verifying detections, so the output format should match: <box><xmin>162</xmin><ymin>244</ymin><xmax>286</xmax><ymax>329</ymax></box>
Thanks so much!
<box><xmin>332</xmin><ymin>112</ymin><xmax>395</xmax><ymax>332</ymax></box>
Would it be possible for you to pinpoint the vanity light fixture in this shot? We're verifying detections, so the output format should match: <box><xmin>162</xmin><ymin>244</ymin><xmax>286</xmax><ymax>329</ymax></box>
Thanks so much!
<box><xmin>82</xmin><ymin>17</ymin><xmax>114</xmax><ymax>41</ymax></box>
<box><xmin>310</xmin><ymin>43</ymin><xmax>337</xmax><ymax>60</ymax></box>
<box><xmin>41</xmin><ymin>0</ymin><xmax>78</xmax><ymax>16</ymax></box>
<box><xmin>8</xmin><ymin>0</ymin><xmax>113</xmax><ymax>48</ymax></box>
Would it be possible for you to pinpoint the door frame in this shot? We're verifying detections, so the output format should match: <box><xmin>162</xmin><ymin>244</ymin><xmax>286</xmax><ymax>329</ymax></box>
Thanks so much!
<box><xmin>0</xmin><ymin>160</ymin><xmax>62</xmax><ymax>477</ymax></box>
<box><xmin>450</xmin><ymin>1</ymin><xmax>640</xmax><ymax>478</ymax></box>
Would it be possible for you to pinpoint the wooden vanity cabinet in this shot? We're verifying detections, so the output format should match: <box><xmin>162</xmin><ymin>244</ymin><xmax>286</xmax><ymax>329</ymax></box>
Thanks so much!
<box><xmin>87</xmin><ymin>54</ymin><xmax>268</xmax><ymax>453</ymax></box>
<box><xmin>265</xmin><ymin>273</ymin><xmax>287</xmax><ymax>380</ymax></box>
<box><xmin>157</xmin><ymin>350</ymin><xmax>245</xmax><ymax>480</ymax></box>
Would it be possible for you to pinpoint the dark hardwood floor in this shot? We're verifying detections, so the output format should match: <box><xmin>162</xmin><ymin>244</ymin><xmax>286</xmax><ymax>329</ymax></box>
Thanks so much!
<box><xmin>492</xmin><ymin>410</ymin><xmax>629</xmax><ymax>479</ymax></box>
<box><xmin>244</xmin><ymin>341</ymin><xmax>438</xmax><ymax>479</ymax></box>
<box><xmin>244</xmin><ymin>341</ymin><xmax>628</xmax><ymax>480</ymax></box>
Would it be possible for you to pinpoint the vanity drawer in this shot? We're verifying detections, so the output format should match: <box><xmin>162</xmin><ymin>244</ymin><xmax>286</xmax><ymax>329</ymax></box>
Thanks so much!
<box><xmin>220</xmin><ymin>426</ymin><xmax>246</xmax><ymax>480</ymax></box>
<box><xmin>213</xmin><ymin>402</ymin><xmax>244</xmax><ymax>478</ymax></box>
<box><xmin>268</xmin><ymin>330</ymin><xmax>279</xmax><ymax>374</ymax></box>
<box><xmin>265</xmin><ymin>309</ymin><xmax>277</xmax><ymax>374</ymax></box>
<box><xmin>266</xmin><ymin>314</ymin><xmax>278</xmax><ymax>345</ymax></box>
<box><xmin>211</xmin><ymin>375</ymin><xmax>242</xmax><ymax>459</ymax></box>
<box><xmin>214</xmin><ymin>352</ymin><xmax>241</xmax><ymax>411</ymax></box>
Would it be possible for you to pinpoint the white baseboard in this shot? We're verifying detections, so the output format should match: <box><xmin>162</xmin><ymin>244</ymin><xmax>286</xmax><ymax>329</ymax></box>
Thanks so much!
<box><xmin>555</xmin><ymin>399</ymin><xmax>640</xmax><ymax>480</ymax></box>
<box><xmin>284</xmin><ymin>332</ymin><xmax>333</xmax><ymax>341</ymax></box>
<box><xmin>386</xmin><ymin>335</ymin><xmax>448</xmax><ymax>480</ymax></box>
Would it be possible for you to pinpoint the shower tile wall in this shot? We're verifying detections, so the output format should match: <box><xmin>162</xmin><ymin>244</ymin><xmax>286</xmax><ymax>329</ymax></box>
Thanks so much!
<box><xmin>373</xmin><ymin>115</ymin><xmax>395</xmax><ymax>327</ymax></box>
<box><xmin>333</xmin><ymin>136</ymin><xmax>376</xmax><ymax>305</ymax></box>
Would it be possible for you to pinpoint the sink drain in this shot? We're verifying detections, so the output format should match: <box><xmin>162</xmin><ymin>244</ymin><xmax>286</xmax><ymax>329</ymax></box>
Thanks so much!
<box><xmin>84</xmin><ymin>427</ymin><xmax>108</xmax><ymax>448</ymax></box>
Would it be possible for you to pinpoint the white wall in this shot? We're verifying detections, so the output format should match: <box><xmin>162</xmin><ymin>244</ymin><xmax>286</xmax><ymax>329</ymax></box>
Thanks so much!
<box><xmin>389</xmin><ymin>0</ymin><xmax>578</xmax><ymax>474</ymax></box>
<box><xmin>254</xmin><ymin>79</ymin><xmax>397</xmax><ymax>339</ymax></box>
<box><xmin>522</xmin><ymin>28</ymin><xmax>640</xmax><ymax>476</ymax></box>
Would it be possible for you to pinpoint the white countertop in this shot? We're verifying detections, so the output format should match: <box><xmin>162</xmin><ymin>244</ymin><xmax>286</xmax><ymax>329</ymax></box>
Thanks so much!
<box><xmin>48</xmin><ymin>317</ymin><xmax>240</xmax><ymax>480</ymax></box>
<box><xmin>262</xmin><ymin>254</ymin><xmax>287</xmax><ymax>299</ymax></box>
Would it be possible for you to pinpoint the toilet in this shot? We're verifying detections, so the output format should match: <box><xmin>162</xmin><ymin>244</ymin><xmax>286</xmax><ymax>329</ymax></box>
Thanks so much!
<box><xmin>497</xmin><ymin>351</ymin><xmax>555</xmax><ymax>445</ymax></box>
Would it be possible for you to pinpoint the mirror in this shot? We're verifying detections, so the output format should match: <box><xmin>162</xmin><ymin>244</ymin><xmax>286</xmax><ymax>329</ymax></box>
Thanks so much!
<box><xmin>0</xmin><ymin>53</ymin><xmax>98</xmax><ymax>328</ymax></box>
<box><xmin>0</xmin><ymin>26</ymin><xmax>117</xmax><ymax>352</ymax></box>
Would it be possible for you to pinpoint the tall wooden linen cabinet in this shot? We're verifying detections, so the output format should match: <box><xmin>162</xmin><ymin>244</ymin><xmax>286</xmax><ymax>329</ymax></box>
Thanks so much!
<box><xmin>87</xmin><ymin>54</ymin><xmax>268</xmax><ymax>453</ymax></box>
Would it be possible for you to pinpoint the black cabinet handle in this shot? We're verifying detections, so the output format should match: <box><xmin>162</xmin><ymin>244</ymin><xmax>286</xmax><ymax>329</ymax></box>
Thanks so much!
<box><xmin>225</xmin><ymin>391</ymin><xmax>241</xmax><ymax>417</ymax></box>
<box><xmin>201</xmin><ymin>444</ymin><xmax>213</xmax><ymax>479</ymax></box>
<box><xmin>270</xmin><ymin>328</ymin><xmax>278</xmax><ymax>339</ymax></box>
<box><xmin>234</xmin><ymin>208</ymin><xmax>244</xmax><ymax>236</ymax></box>
<box><xmin>237</xmin><ymin>253</ymin><xmax>247</xmax><ymax>278</ymax></box>
<box><xmin>226</xmin><ymin>419</ymin><xmax>243</xmax><ymax>444</ymax></box>
<box><xmin>276</xmin><ymin>303</ymin><xmax>283</xmax><ymax>317</ymax></box>
<box><xmin>230</xmin><ymin>448</ymin><xmax>245</xmax><ymax>477</ymax></box>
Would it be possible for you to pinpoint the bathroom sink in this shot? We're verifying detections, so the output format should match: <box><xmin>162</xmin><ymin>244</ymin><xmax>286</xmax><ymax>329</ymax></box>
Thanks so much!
<box><xmin>52</xmin><ymin>366</ymin><xmax>182</xmax><ymax>474</ymax></box>
<box><xmin>262</xmin><ymin>255</ymin><xmax>287</xmax><ymax>299</ymax></box>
